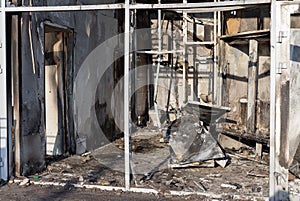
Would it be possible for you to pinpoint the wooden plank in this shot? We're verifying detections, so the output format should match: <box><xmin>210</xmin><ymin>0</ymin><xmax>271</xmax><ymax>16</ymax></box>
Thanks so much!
<box><xmin>255</xmin><ymin>143</ymin><xmax>263</xmax><ymax>159</ymax></box>
<box><xmin>220</xmin><ymin>29</ymin><xmax>270</xmax><ymax>40</ymax></box>
<box><xmin>247</xmin><ymin>39</ymin><xmax>258</xmax><ymax>134</ymax></box>
<box><xmin>218</xmin><ymin>128</ymin><xmax>269</xmax><ymax>145</ymax></box>
<box><xmin>12</xmin><ymin>15</ymin><xmax>21</xmax><ymax>176</ymax></box>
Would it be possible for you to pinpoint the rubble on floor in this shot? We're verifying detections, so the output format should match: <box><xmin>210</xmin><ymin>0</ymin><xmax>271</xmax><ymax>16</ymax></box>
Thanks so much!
<box><xmin>167</xmin><ymin>101</ymin><xmax>230</xmax><ymax>168</ymax></box>
<box><xmin>130</xmin><ymin>132</ymin><xmax>269</xmax><ymax>198</ymax></box>
<box><xmin>168</xmin><ymin>114</ymin><xmax>227</xmax><ymax>168</ymax></box>
<box><xmin>15</xmin><ymin>127</ymin><xmax>272</xmax><ymax>199</ymax></box>
<box><xmin>11</xmin><ymin>101</ymin><xmax>278</xmax><ymax>199</ymax></box>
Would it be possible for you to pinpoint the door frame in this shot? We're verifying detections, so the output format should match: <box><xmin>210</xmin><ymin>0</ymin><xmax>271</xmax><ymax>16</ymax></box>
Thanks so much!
<box><xmin>44</xmin><ymin>22</ymin><xmax>75</xmax><ymax>156</ymax></box>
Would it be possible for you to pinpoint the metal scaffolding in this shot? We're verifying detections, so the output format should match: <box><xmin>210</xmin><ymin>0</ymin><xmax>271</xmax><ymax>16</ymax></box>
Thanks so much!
<box><xmin>2</xmin><ymin>0</ymin><xmax>300</xmax><ymax>200</ymax></box>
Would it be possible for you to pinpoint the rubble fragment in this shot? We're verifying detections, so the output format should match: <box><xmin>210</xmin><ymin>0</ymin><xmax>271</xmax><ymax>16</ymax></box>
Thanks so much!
<box><xmin>168</xmin><ymin>101</ymin><xmax>230</xmax><ymax>167</ymax></box>
<box><xmin>19</xmin><ymin>178</ymin><xmax>30</xmax><ymax>186</ymax></box>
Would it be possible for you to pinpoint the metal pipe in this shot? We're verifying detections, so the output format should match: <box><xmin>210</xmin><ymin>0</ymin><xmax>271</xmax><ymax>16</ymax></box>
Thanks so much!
<box><xmin>0</xmin><ymin>0</ymin><xmax>8</xmax><ymax>181</ymax></box>
<box><xmin>133</xmin><ymin>7</ymin><xmax>138</xmax><ymax>123</ymax></box>
<box><xmin>124</xmin><ymin>0</ymin><xmax>131</xmax><ymax>190</ymax></box>
<box><xmin>269</xmin><ymin>0</ymin><xmax>278</xmax><ymax>199</ymax></box>
<box><xmin>5</xmin><ymin>4</ymin><xmax>125</xmax><ymax>12</ymax></box>
<box><xmin>166</xmin><ymin>19</ymin><xmax>175</xmax><ymax>120</ymax></box>
<box><xmin>182</xmin><ymin>0</ymin><xmax>188</xmax><ymax>104</ymax></box>
<box><xmin>166</xmin><ymin>6</ymin><xmax>254</xmax><ymax>13</ymax></box>
<box><xmin>213</xmin><ymin>0</ymin><xmax>217</xmax><ymax>104</ymax></box>
<box><xmin>217</xmin><ymin>1</ymin><xmax>222</xmax><ymax>106</ymax></box>
<box><xmin>128</xmin><ymin>1</ymin><xmax>271</xmax><ymax>9</ymax></box>
<box><xmin>153</xmin><ymin>1</ymin><xmax>162</xmax><ymax>128</ymax></box>
<box><xmin>3</xmin><ymin>1</ymin><xmax>271</xmax><ymax>13</ymax></box>
<box><xmin>185</xmin><ymin>41</ymin><xmax>214</xmax><ymax>45</ymax></box>
<box><xmin>269</xmin><ymin>2</ymin><xmax>290</xmax><ymax>199</ymax></box>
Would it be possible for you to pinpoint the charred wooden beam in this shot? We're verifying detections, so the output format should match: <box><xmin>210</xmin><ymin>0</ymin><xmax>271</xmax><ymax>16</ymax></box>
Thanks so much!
<box><xmin>247</xmin><ymin>39</ymin><xmax>258</xmax><ymax>134</ymax></box>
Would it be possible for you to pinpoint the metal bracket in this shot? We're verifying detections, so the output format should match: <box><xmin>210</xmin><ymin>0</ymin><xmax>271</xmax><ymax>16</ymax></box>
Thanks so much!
<box><xmin>276</xmin><ymin>62</ymin><xmax>287</xmax><ymax>74</ymax></box>
<box><xmin>278</xmin><ymin>31</ymin><xmax>288</xmax><ymax>43</ymax></box>
<box><xmin>0</xmin><ymin>65</ymin><xmax>2</xmax><ymax>74</ymax></box>
<box><xmin>0</xmin><ymin>42</ymin><xmax>2</xmax><ymax>48</ymax></box>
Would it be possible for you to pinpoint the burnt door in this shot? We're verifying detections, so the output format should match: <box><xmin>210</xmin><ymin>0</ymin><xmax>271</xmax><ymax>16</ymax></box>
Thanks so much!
<box><xmin>44</xmin><ymin>26</ymin><xmax>73</xmax><ymax>156</ymax></box>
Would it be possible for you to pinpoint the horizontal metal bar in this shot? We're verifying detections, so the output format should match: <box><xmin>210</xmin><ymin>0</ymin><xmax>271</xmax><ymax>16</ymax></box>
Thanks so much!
<box><xmin>4</xmin><ymin>4</ymin><xmax>125</xmax><ymax>12</ymax></box>
<box><xmin>136</xmin><ymin>50</ymin><xmax>183</xmax><ymax>54</ymax></box>
<box><xmin>2</xmin><ymin>0</ymin><xmax>271</xmax><ymax>12</ymax></box>
<box><xmin>130</xmin><ymin>0</ymin><xmax>271</xmax><ymax>9</ymax></box>
<box><xmin>167</xmin><ymin>6</ymin><xmax>253</xmax><ymax>13</ymax></box>
<box><xmin>185</xmin><ymin>41</ymin><xmax>214</xmax><ymax>45</ymax></box>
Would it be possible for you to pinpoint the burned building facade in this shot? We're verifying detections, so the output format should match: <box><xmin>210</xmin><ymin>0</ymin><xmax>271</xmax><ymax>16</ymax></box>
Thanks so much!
<box><xmin>1</xmin><ymin>0</ymin><xmax>300</xmax><ymax>200</ymax></box>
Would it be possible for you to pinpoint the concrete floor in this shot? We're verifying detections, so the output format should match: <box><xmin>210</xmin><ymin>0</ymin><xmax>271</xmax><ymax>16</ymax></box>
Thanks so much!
<box><xmin>11</xmin><ymin>128</ymin><xmax>284</xmax><ymax>200</ymax></box>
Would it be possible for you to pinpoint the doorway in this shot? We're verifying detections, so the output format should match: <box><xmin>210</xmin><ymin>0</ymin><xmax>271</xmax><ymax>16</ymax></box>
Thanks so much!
<box><xmin>44</xmin><ymin>24</ymin><xmax>74</xmax><ymax>156</ymax></box>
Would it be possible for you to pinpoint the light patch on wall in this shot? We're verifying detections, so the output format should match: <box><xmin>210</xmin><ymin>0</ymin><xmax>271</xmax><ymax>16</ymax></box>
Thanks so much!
<box><xmin>85</xmin><ymin>20</ymin><xmax>91</xmax><ymax>37</ymax></box>
<box><xmin>232</xmin><ymin>105</ymin><xmax>237</xmax><ymax>112</ymax></box>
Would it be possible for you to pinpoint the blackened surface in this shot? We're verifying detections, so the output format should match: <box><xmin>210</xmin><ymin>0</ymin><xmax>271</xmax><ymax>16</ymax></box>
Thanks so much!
<box><xmin>280</xmin><ymin>80</ymin><xmax>289</xmax><ymax>169</ymax></box>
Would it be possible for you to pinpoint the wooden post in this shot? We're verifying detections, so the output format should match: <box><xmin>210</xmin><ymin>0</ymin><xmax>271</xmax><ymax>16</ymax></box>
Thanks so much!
<box><xmin>255</xmin><ymin>143</ymin><xmax>263</xmax><ymax>159</ymax></box>
<box><xmin>132</xmin><ymin>10</ymin><xmax>151</xmax><ymax>127</ymax></box>
<box><xmin>12</xmin><ymin>15</ymin><xmax>21</xmax><ymax>176</ymax></box>
<box><xmin>247</xmin><ymin>39</ymin><xmax>258</xmax><ymax>134</ymax></box>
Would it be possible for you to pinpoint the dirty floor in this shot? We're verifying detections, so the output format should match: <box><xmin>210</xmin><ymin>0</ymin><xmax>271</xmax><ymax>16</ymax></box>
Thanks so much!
<box><xmin>7</xmin><ymin>129</ymin><xmax>269</xmax><ymax>198</ymax></box>
<box><xmin>10</xmin><ymin>128</ymin><xmax>300</xmax><ymax>200</ymax></box>
<box><xmin>0</xmin><ymin>182</ymin><xmax>206</xmax><ymax>201</ymax></box>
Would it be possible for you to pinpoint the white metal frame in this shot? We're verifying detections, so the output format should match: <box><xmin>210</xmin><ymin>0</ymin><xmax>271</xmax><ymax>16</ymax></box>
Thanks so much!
<box><xmin>1</xmin><ymin>1</ymin><xmax>290</xmax><ymax>199</ymax></box>
<box><xmin>1</xmin><ymin>1</ymin><xmax>270</xmax><ymax>12</ymax></box>
<box><xmin>153</xmin><ymin>0</ymin><xmax>162</xmax><ymax>128</ymax></box>
<box><xmin>0</xmin><ymin>0</ymin><xmax>8</xmax><ymax>181</ymax></box>
<box><xmin>269</xmin><ymin>1</ymin><xmax>280</xmax><ymax>199</ymax></box>
<box><xmin>270</xmin><ymin>1</ymin><xmax>300</xmax><ymax>200</ymax></box>
<box><xmin>124</xmin><ymin>0</ymin><xmax>131</xmax><ymax>190</ymax></box>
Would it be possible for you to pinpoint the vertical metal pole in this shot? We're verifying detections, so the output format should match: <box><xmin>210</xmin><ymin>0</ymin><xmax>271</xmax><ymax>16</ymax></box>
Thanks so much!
<box><xmin>133</xmin><ymin>5</ymin><xmax>138</xmax><ymax>123</ymax></box>
<box><xmin>182</xmin><ymin>0</ymin><xmax>188</xmax><ymax>104</ymax></box>
<box><xmin>0</xmin><ymin>0</ymin><xmax>8</xmax><ymax>181</ymax></box>
<box><xmin>270</xmin><ymin>1</ymin><xmax>290</xmax><ymax>200</ymax></box>
<box><xmin>269</xmin><ymin>1</ymin><xmax>278</xmax><ymax>198</ymax></box>
<box><xmin>213</xmin><ymin>0</ymin><xmax>217</xmax><ymax>104</ymax></box>
<box><xmin>217</xmin><ymin>2</ymin><xmax>221</xmax><ymax>41</ymax></box>
<box><xmin>153</xmin><ymin>1</ymin><xmax>161</xmax><ymax>128</ymax></box>
<box><xmin>124</xmin><ymin>0</ymin><xmax>131</xmax><ymax>190</ymax></box>
<box><xmin>217</xmin><ymin>1</ymin><xmax>222</xmax><ymax>106</ymax></box>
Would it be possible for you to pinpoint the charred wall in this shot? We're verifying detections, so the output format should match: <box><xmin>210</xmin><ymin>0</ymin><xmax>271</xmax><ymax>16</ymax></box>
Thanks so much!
<box><xmin>221</xmin><ymin>41</ymin><xmax>270</xmax><ymax>133</ymax></box>
<box><xmin>224</xmin><ymin>6</ymin><xmax>270</xmax><ymax>35</ymax></box>
<box><xmin>220</xmin><ymin>6</ymin><xmax>271</xmax><ymax>135</ymax></box>
<box><xmin>18</xmin><ymin>0</ymin><xmax>124</xmax><ymax>175</ymax></box>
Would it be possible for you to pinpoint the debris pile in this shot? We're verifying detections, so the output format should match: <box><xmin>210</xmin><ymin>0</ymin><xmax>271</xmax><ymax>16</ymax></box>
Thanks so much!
<box><xmin>168</xmin><ymin>101</ymin><xmax>230</xmax><ymax>168</ymax></box>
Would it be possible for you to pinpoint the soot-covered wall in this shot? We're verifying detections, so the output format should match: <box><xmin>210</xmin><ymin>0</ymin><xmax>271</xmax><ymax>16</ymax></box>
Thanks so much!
<box><xmin>19</xmin><ymin>0</ymin><xmax>124</xmax><ymax>175</ymax></box>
